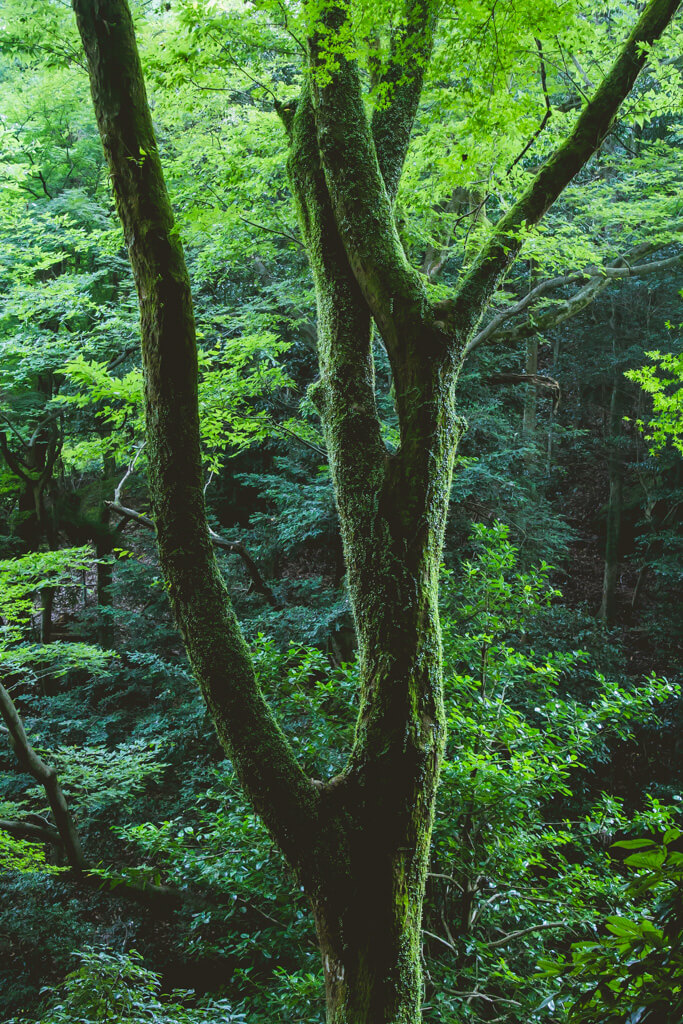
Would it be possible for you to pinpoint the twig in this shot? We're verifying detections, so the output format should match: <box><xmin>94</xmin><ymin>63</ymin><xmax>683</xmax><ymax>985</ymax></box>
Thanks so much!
<box><xmin>239</xmin><ymin>215</ymin><xmax>304</xmax><ymax>249</ymax></box>
<box><xmin>486</xmin><ymin>919</ymin><xmax>566</xmax><ymax>949</ymax></box>
<box><xmin>114</xmin><ymin>444</ymin><xmax>145</xmax><ymax>504</ymax></box>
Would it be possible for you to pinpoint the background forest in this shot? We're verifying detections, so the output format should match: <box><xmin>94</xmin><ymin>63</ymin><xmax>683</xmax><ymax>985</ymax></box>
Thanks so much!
<box><xmin>0</xmin><ymin>0</ymin><xmax>681</xmax><ymax>1021</ymax></box>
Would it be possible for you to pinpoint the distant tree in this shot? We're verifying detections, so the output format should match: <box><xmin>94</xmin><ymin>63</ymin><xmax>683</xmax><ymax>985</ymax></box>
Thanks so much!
<box><xmin>70</xmin><ymin>1</ymin><xmax>681</xmax><ymax>1021</ymax></box>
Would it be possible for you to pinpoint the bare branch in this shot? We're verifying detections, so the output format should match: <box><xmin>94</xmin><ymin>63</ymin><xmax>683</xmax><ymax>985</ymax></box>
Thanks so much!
<box><xmin>113</xmin><ymin>444</ymin><xmax>145</xmax><ymax>504</ymax></box>
<box><xmin>106</xmin><ymin>500</ymin><xmax>283</xmax><ymax>609</ymax></box>
<box><xmin>486</xmin><ymin>919</ymin><xmax>567</xmax><ymax>949</ymax></box>
<box><xmin>487</xmin><ymin>372</ymin><xmax>560</xmax><ymax>405</ymax></box>
<box><xmin>465</xmin><ymin>245</ymin><xmax>683</xmax><ymax>356</ymax></box>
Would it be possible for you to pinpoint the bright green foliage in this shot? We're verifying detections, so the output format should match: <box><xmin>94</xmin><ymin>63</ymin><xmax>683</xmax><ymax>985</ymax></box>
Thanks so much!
<box><xmin>0</xmin><ymin>548</ymin><xmax>112</xmax><ymax>693</ymax></box>
<box><xmin>425</xmin><ymin>524</ymin><xmax>679</xmax><ymax>1021</ymax></box>
<box><xmin>60</xmin><ymin>336</ymin><xmax>295</xmax><ymax>474</ymax></box>
<box><xmin>540</xmin><ymin>827</ymin><xmax>683</xmax><ymax>1021</ymax></box>
<box><xmin>0</xmin><ymin>829</ymin><xmax>59</xmax><ymax>875</ymax></box>
<box><xmin>43</xmin><ymin>742</ymin><xmax>167</xmax><ymax>816</ymax></box>
<box><xmin>0</xmin><ymin>0</ymin><xmax>681</xmax><ymax>1019</ymax></box>
<box><xmin>0</xmin><ymin>548</ymin><xmax>98</xmax><ymax>651</ymax></box>
<box><xmin>626</xmin><ymin>347</ymin><xmax>683</xmax><ymax>454</ymax></box>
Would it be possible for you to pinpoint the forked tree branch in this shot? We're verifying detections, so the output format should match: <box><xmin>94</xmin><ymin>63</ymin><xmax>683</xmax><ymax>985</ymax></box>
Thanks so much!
<box><xmin>465</xmin><ymin>243</ymin><xmax>683</xmax><ymax>356</ymax></box>
<box><xmin>107</xmin><ymin>499</ymin><xmax>283</xmax><ymax>609</ymax></box>
<box><xmin>307</xmin><ymin>0</ymin><xmax>680</xmax><ymax>368</ymax></box>
<box><xmin>449</xmin><ymin>0</ymin><xmax>682</xmax><ymax>340</ymax></box>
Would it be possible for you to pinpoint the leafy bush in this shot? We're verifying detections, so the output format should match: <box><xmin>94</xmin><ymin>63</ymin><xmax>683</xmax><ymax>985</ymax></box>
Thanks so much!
<box><xmin>6</xmin><ymin>949</ymin><xmax>246</xmax><ymax>1024</ymax></box>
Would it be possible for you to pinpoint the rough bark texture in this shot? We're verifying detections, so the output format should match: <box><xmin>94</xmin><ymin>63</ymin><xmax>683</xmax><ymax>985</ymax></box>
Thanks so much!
<box><xmin>72</xmin><ymin>0</ymin><xmax>681</xmax><ymax>1019</ymax></box>
<box><xmin>287</xmin><ymin>81</ymin><xmax>451</xmax><ymax>1021</ymax></box>
<box><xmin>71</xmin><ymin>0</ymin><xmax>320</xmax><ymax>881</ymax></box>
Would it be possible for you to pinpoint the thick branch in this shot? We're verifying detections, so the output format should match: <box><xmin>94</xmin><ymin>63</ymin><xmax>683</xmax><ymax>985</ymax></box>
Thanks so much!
<box><xmin>0</xmin><ymin>817</ymin><xmax>62</xmax><ymax>845</ymax></box>
<box><xmin>450</xmin><ymin>0</ymin><xmax>682</xmax><ymax>340</ymax></box>
<box><xmin>308</xmin><ymin>5</ymin><xmax>434</xmax><ymax>364</ymax></box>
<box><xmin>105</xmin><ymin>499</ymin><xmax>283</xmax><ymax>609</ymax></box>
<box><xmin>371</xmin><ymin>0</ymin><xmax>436</xmax><ymax>202</ymax></box>
<box><xmin>72</xmin><ymin>0</ymin><xmax>318</xmax><ymax>873</ymax></box>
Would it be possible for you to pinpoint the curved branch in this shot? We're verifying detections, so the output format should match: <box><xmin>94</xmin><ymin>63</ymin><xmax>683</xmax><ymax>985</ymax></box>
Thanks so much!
<box><xmin>0</xmin><ymin>817</ymin><xmax>62</xmax><ymax>845</ymax></box>
<box><xmin>465</xmin><ymin>247</ymin><xmax>683</xmax><ymax>356</ymax></box>
<box><xmin>0</xmin><ymin>432</ymin><xmax>33</xmax><ymax>484</ymax></box>
<box><xmin>0</xmin><ymin>681</ymin><xmax>86</xmax><ymax>870</ymax></box>
<box><xmin>72</xmin><ymin>0</ymin><xmax>319</xmax><ymax>874</ymax></box>
<box><xmin>106</xmin><ymin>499</ymin><xmax>283</xmax><ymax>609</ymax></box>
<box><xmin>450</xmin><ymin>0</ymin><xmax>682</xmax><ymax>341</ymax></box>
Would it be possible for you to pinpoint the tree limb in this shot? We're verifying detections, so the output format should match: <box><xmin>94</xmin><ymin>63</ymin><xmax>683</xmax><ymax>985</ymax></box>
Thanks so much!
<box><xmin>307</xmin><ymin>2</ymin><xmax>433</xmax><ymax>364</ymax></box>
<box><xmin>465</xmin><ymin>246</ymin><xmax>683</xmax><ymax>356</ymax></box>
<box><xmin>105</xmin><ymin>499</ymin><xmax>283</xmax><ymax>609</ymax></box>
<box><xmin>486</xmin><ymin>919</ymin><xmax>567</xmax><ymax>949</ymax></box>
<box><xmin>487</xmin><ymin>372</ymin><xmax>560</xmax><ymax>401</ymax></box>
<box><xmin>0</xmin><ymin>680</ymin><xmax>86</xmax><ymax>871</ymax></box>
<box><xmin>72</xmin><ymin>0</ymin><xmax>319</xmax><ymax>875</ymax></box>
<box><xmin>449</xmin><ymin>0</ymin><xmax>682</xmax><ymax>341</ymax></box>
<box><xmin>371</xmin><ymin>0</ymin><xmax>436</xmax><ymax>202</ymax></box>
<box><xmin>0</xmin><ymin>817</ymin><xmax>62</xmax><ymax>845</ymax></box>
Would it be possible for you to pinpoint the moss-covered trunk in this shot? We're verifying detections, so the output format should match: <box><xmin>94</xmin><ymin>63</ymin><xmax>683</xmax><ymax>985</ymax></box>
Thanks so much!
<box><xmin>286</xmin><ymin>81</ymin><xmax>457</xmax><ymax>1019</ymax></box>
<box><xmin>309</xmin><ymin>565</ymin><xmax>446</xmax><ymax>1022</ymax></box>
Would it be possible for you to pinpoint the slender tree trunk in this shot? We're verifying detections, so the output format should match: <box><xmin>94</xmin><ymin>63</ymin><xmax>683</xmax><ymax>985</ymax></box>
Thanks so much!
<box><xmin>546</xmin><ymin>337</ymin><xmax>560</xmax><ymax>477</ymax></box>
<box><xmin>522</xmin><ymin>335</ymin><xmax>539</xmax><ymax>469</ymax></box>
<box><xmin>599</xmin><ymin>379</ymin><xmax>624</xmax><ymax>622</ymax></box>
<box><xmin>40</xmin><ymin>586</ymin><xmax>55</xmax><ymax>644</ymax></box>
<box><xmin>96</xmin><ymin>455</ymin><xmax>116</xmax><ymax>646</ymax></box>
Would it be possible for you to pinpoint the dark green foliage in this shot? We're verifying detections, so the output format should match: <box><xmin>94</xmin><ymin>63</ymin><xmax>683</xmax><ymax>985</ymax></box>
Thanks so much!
<box><xmin>1</xmin><ymin>1</ymin><xmax>682</xmax><ymax>1021</ymax></box>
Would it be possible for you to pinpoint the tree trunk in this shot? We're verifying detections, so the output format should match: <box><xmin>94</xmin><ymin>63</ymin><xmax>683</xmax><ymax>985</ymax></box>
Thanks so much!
<box><xmin>96</xmin><ymin>456</ymin><xmax>116</xmax><ymax>647</ymax></box>
<box><xmin>522</xmin><ymin>335</ymin><xmax>539</xmax><ymax>468</ymax></box>
<box><xmin>286</xmin><ymin>83</ymin><xmax>454</xmax><ymax>1018</ymax></box>
<box><xmin>599</xmin><ymin>379</ymin><xmax>625</xmax><ymax>623</ymax></box>
<box><xmin>40</xmin><ymin>586</ymin><xmax>55</xmax><ymax>644</ymax></box>
<box><xmin>546</xmin><ymin>337</ymin><xmax>561</xmax><ymax>476</ymax></box>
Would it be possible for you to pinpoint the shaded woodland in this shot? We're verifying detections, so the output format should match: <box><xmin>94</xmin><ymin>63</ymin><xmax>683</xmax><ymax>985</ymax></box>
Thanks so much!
<box><xmin>0</xmin><ymin>1</ymin><xmax>681</xmax><ymax>1021</ymax></box>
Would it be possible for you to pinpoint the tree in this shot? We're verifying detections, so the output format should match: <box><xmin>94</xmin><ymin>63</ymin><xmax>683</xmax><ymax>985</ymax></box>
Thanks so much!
<box><xmin>69</xmin><ymin>1</ymin><xmax>681</xmax><ymax>1021</ymax></box>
